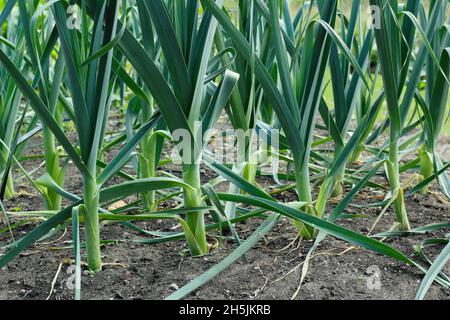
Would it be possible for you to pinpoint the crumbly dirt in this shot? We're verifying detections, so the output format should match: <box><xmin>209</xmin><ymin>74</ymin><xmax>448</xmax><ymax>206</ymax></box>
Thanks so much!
<box><xmin>0</xmin><ymin>136</ymin><xmax>449</xmax><ymax>300</ymax></box>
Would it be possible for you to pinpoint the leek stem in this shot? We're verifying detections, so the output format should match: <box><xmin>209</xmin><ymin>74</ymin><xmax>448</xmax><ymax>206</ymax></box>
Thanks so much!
<box><xmin>1</xmin><ymin>149</ymin><xmax>15</xmax><ymax>200</ymax></box>
<box><xmin>295</xmin><ymin>163</ymin><xmax>313</xmax><ymax>204</ymax></box>
<box><xmin>294</xmin><ymin>160</ymin><xmax>315</xmax><ymax>239</ymax></box>
<box><xmin>419</xmin><ymin>147</ymin><xmax>433</xmax><ymax>194</ymax></box>
<box><xmin>139</xmin><ymin>140</ymin><xmax>157</xmax><ymax>211</ymax></box>
<box><xmin>242</xmin><ymin>162</ymin><xmax>258</xmax><ymax>186</ymax></box>
<box><xmin>140</xmin><ymin>98</ymin><xmax>157</xmax><ymax>212</ymax></box>
<box><xmin>83</xmin><ymin>174</ymin><xmax>102</xmax><ymax>272</ymax></box>
<box><xmin>332</xmin><ymin>163</ymin><xmax>346</xmax><ymax>197</ymax></box>
<box><xmin>43</xmin><ymin>127</ymin><xmax>62</xmax><ymax>210</ymax></box>
<box><xmin>183</xmin><ymin>164</ymin><xmax>208</xmax><ymax>256</ymax></box>
<box><xmin>4</xmin><ymin>171</ymin><xmax>15</xmax><ymax>200</ymax></box>
<box><xmin>387</xmin><ymin>140</ymin><xmax>411</xmax><ymax>231</ymax></box>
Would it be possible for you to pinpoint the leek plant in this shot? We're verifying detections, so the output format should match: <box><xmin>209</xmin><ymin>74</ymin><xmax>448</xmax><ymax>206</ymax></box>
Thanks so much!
<box><xmin>1</xmin><ymin>0</ymin><xmax>450</xmax><ymax>300</ymax></box>
<box><xmin>369</xmin><ymin>0</ymin><xmax>449</xmax><ymax>230</ymax></box>
<box><xmin>212</xmin><ymin>0</ymin><xmax>271</xmax><ymax>221</ymax></box>
<box><xmin>417</xmin><ymin>3</ymin><xmax>450</xmax><ymax>196</ymax></box>
<box><xmin>0</xmin><ymin>17</ymin><xmax>24</xmax><ymax>200</ymax></box>
<box><xmin>0</xmin><ymin>0</ymin><xmax>126</xmax><ymax>272</ymax></box>
<box><xmin>369</xmin><ymin>0</ymin><xmax>412</xmax><ymax>231</ymax></box>
<box><xmin>0</xmin><ymin>0</ymin><xmax>188</xmax><ymax>271</ymax></box>
<box><xmin>419</xmin><ymin>55</ymin><xmax>450</xmax><ymax>196</ymax></box>
<box><xmin>323</xmin><ymin>0</ymin><xmax>374</xmax><ymax>196</ymax></box>
<box><xmin>17</xmin><ymin>0</ymin><xmax>66</xmax><ymax>210</ymax></box>
<box><xmin>122</xmin><ymin>2</ymin><xmax>165</xmax><ymax>213</ymax></box>
<box><xmin>115</xmin><ymin>0</ymin><xmax>239</xmax><ymax>256</ymax></box>
<box><xmin>49</xmin><ymin>0</ymin><xmax>125</xmax><ymax>271</ymax></box>
<box><xmin>203</xmin><ymin>0</ymin><xmax>369</xmax><ymax>238</ymax></box>
<box><xmin>214</xmin><ymin>0</ymin><xmax>269</xmax><ymax>187</ymax></box>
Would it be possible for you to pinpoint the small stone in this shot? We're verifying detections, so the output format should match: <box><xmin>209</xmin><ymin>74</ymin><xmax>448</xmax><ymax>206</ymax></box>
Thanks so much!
<box><xmin>122</xmin><ymin>232</ymin><xmax>131</xmax><ymax>239</ymax></box>
<box><xmin>168</xmin><ymin>283</ymin><xmax>179</xmax><ymax>291</ymax></box>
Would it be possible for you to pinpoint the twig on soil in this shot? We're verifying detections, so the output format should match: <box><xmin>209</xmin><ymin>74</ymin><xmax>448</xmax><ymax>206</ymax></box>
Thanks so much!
<box><xmin>269</xmin><ymin>235</ymin><xmax>299</xmax><ymax>253</ymax></box>
<box><xmin>38</xmin><ymin>228</ymin><xmax>68</xmax><ymax>246</ymax></box>
<box><xmin>287</xmin><ymin>238</ymin><xmax>302</xmax><ymax>257</ymax></box>
<box><xmin>274</xmin><ymin>248</ymin><xmax>340</xmax><ymax>283</ymax></box>
<box><xmin>431</xmin><ymin>192</ymin><xmax>450</xmax><ymax>205</ymax></box>
<box><xmin>46</xmin><ymin>262</ymin><xmax>63</xmax><ymax>300</ymax></box>
<box><xmin>327</xmin><ymin>195</ymin><xmax>344</xmax><ymax>205</ymax></box>
<box><xmin>177</xmin><ymin>258</ymin><xmax>184</xmax><ymax>272</ymax></box>
<box><xmin>19</xmin><ymin>250</ymin><xmax>42</xmax><ymax>256</ymax></box>
<box><xmin>261</xmin><ymin>235</ymin><xmax>270</xmax><ymax>247</ymax></box>
<box><xmin>253</xmin><ymin>263</ymin><xmax>269</xmax><ymax>296</ymax></box>
<box><xmin>102</xmin><ymin>262</ymin><xmax>129</xmax><ymax>269</ymax></box>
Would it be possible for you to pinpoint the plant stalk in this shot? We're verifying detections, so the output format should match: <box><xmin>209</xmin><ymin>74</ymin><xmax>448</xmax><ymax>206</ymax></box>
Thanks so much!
<box><xmin>0</xmin><ymin>148</ymin><xmax>15</xmax><ymax>200</ymax></box>
<box><xmin>4</xmin><ymin>171</ymin><xmax>15</xmax><ymax>200</ymax></box>
<box><xmin>83</xmin><ymin>174</ymin><xmax>102</xmax><ymax>272</ymax></box>
<box><xmin>294</xmin><ymin>160</ymin><xmax>315</xmax><ymax>239</ymax></box>
<box><xmin>295</xmin><ymin>162</ymin><xmax>313</xmax><ymax>204</ymax></box>
<box><xmin>183</xmin><ymin>164</ymin><xmax>208</xmax><ymax>256</ymax></box>
<box><xmin>332</xmin><ymin>145</ymin><xmax>346</xmax><ymax>197</ymax></box>
<box><xmin>139</xmin><ymin>137</ymin><xmax>157</xmax><ymax>211</ymax></box>
<box><xmin>419</xmin><ymin>146</ymin><xmax>433</xmax><ymax>194</ymax></box>
<box><xmin>386</xmin><ymin>140</ymin><xmax>411</xmax><ymax>231</ymax></box>
<box><xmin>140</xmin><ymin>98</ymin><xmax>157</xmax><ymax>212</ymax></box>
<box><xmin>242</xmin><ymin>162</ymin><xmax>258</xmax><ymax>185</ymax></box>
<box><xmin>43</xmin><ymin>127</ymin><xmax>62</xmax><ymax>210</ymax></box>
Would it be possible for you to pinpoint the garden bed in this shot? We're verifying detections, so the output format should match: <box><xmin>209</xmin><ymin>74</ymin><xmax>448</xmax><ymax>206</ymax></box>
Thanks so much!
<box><xmin>0</xmin><ymin>0</ymin><xmax>449</xmax><ymax>302</ymax></box>
<box><xmin>1</xmin><ymin>148</ymin><xmax>449</xmax><ymax>300</ymax></box>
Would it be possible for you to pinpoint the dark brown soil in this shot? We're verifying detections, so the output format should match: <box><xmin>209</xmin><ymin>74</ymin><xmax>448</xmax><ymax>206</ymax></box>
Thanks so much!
<box><xmin>0</xmin><ymin>138</ymin><xmax>449</xmax><ymax>300</ymax></box>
